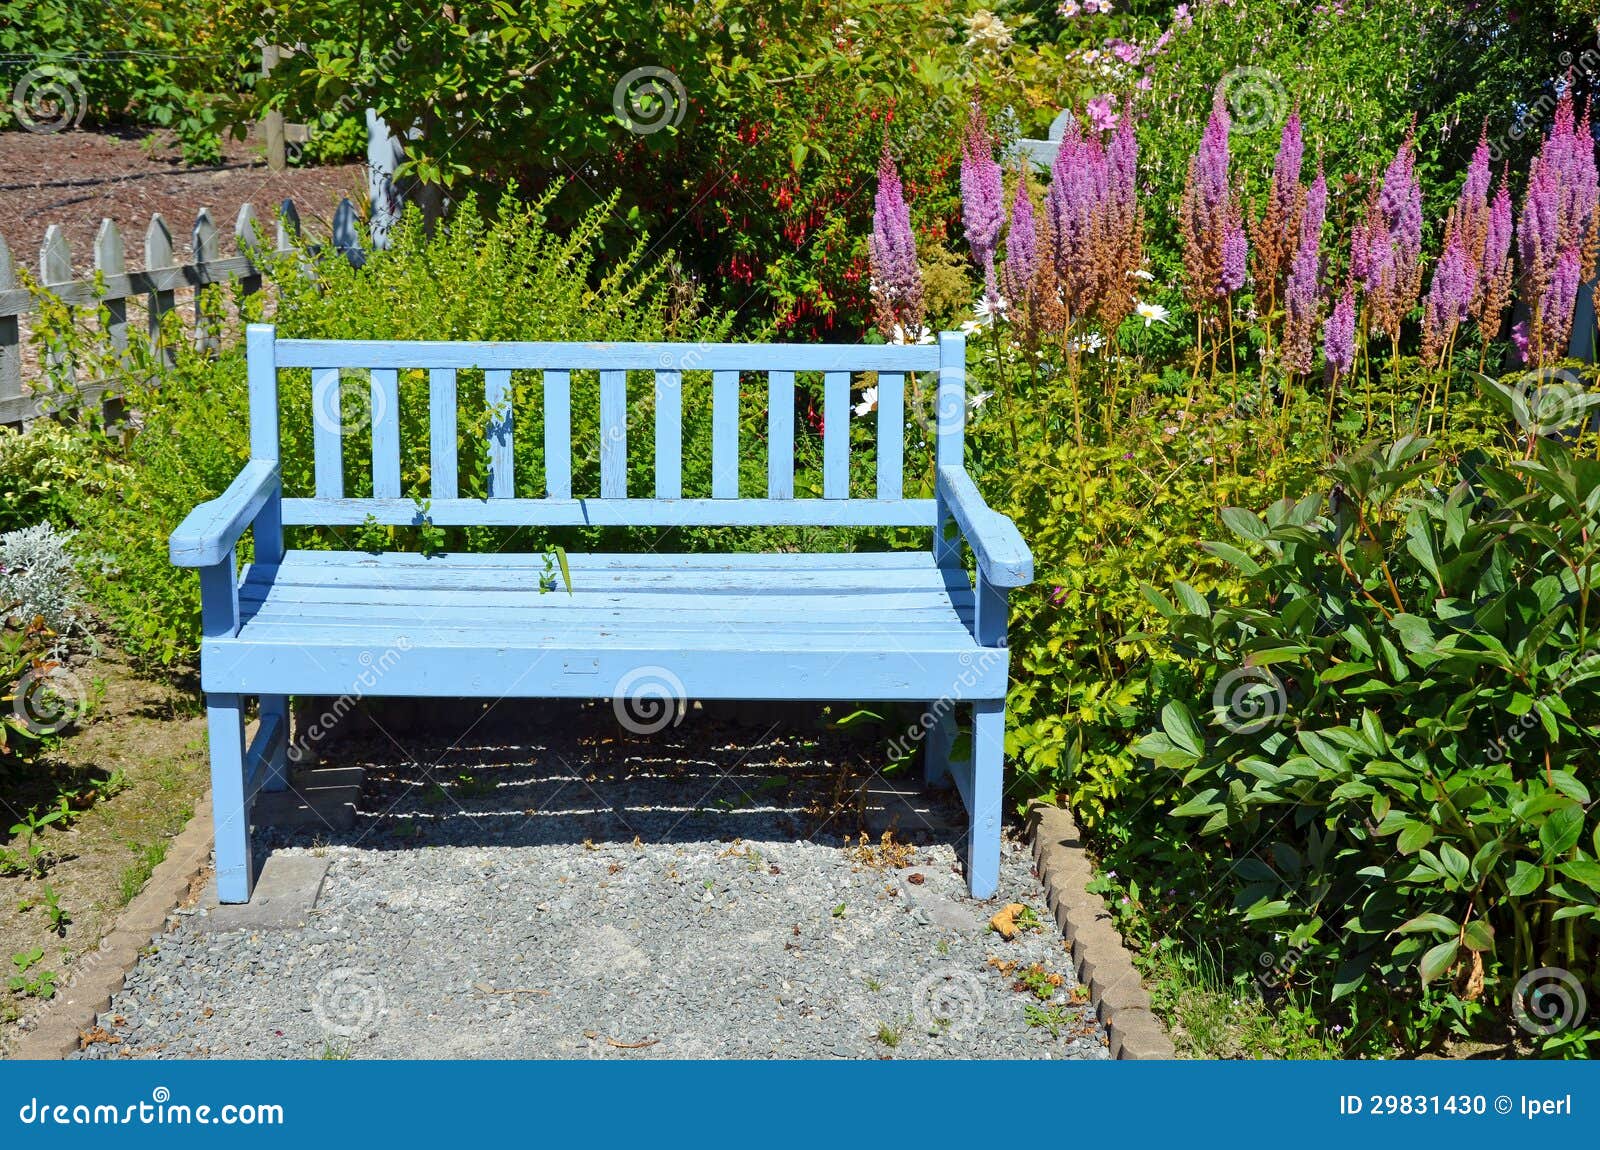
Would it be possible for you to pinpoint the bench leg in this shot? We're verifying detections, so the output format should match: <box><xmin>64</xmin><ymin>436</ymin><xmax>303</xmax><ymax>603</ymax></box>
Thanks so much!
<box><xmin>924</xmin><ymin>703</ymin><xmax>956</xmax><ymax>785</ymax></box>
<box><xmin>965</xmin><ymin>698</ymin><xmax>1005</xmax><ymax>900</ymax></box>
<box><xmin>259</xmin><ymin>694</ymin><xmax>290</xmax><ymax>792</ymax></box>
<box><xmin>207</xmin><ymin>693</ymin><xmax>255</xmax><ymax>903</ymax></box>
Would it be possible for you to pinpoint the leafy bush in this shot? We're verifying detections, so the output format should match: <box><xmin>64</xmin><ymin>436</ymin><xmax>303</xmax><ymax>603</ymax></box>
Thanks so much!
<box><xmin>1127</xmin><ymin>430</ymin><xmax>1600</xmax><ymax>1056</ymax></box>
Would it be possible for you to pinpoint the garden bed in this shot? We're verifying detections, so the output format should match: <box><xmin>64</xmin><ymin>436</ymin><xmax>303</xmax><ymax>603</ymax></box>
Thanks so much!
<box><xmin>0</xmin><ymin>643</ymin><xmax>208</xmax><ymax>1056</ymax></box>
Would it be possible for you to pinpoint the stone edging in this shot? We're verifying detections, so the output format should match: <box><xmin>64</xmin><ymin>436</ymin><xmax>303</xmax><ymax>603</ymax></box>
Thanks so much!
<box><xmin>8</xmin><ymin>793</ymin><xmax>216</xmax><ymax>1060</ymax></box>
<box><xmin>1026</xmin><ymin>802</ymin><xmax>1177</xmax><ymax>1060</ymax></box>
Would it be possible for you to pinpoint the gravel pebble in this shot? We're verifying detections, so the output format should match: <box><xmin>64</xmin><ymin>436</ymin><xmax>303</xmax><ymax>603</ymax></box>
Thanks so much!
<box><xmin>73</xmin><ymin>713</ymin><xmax>1109</xmax><ymax>1060</ymax></box>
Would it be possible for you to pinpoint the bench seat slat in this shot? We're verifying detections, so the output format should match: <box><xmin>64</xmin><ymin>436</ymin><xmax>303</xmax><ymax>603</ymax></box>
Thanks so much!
<box><xmin>202</xmin><ymin>640</ymin><xmax>1003</xmax><ymax>700</ymax></box>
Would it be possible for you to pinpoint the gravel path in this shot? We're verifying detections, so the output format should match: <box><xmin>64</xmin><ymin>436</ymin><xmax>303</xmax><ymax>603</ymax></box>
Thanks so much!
<box><xmin>71</xmin><ymin>704</ymin><xmax>1109</xmax><ymax>1060</ymax></box>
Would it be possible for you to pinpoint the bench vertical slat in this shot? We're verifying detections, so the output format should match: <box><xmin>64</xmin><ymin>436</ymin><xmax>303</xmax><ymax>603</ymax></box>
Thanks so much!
<box><xmin>600</xmin><ymin>369</ymin><xmax>627</xmax><ymax>498</ymax></box>
<box><xmin>544</xmin><ymin>369</ymin><xmax>571</xmax><ymax>498</ymax></box>
<box><xmin>246</xmin><ymin>325</ymin><xmax>283</xmax><ymax>564</ymax></box>
<box><xmin>655</xmin><ymin>369</ymin><xmax>682</xmax><ymax>499</ymax></box>
<box><xmin>712</xmin><ymin>370</ymin><xmax>739</xmax><ymax>498</ymax></box>
<box><xmin>312</xmin><ymin>367</ymin><xmax>343</xmax><ymax>498</ymax></box>
<box><xmin>767</xmin><ymin>370</ymin><xmax>794</xmax><ymax>499</ymax></box>
<box><xmin>429</xmin><ymin>368</ymin><xmax>457</xmax><ymax>499</ymax></box>
<box><xmin>877</xmin><ymin>372</ymin><xmax>904</xmax><ymax>500</ymax></box>
<box><xmin>485</xmin><ymin>368</ymin><xmax>514</xmax><ymax>497</ymax></box>
<box><xmin>823</xmin><ymin>370</ymin><xmax>850</xmax><ymax>499</ymax></box>
<box><xmin>371</xmin><ymin>368</ymin><xmax>401</xmax><ymax>498</ymax></box>
<box><xmin>934</xmin><ymin>333</ymin><xmax>966</xmax><ymax>567</ymax></box>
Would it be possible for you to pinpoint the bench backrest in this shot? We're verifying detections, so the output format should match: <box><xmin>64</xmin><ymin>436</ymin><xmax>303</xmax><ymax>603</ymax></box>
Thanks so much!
<box><xmin>246</xmin><ymin>325</ymin><xmax>967</xmax><ymax>531</ymax></box>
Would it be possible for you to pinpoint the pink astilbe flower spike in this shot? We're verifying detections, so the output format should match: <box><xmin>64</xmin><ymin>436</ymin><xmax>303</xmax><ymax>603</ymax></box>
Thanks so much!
<box><xmin>1281</xmin><ymin>167</ymin><xmax>1327</xmax><ymax>375</ymax></box>
<box><xmin>960</xmin><ymin>104</ymin><xmax>1005</xmax><ymax>306</ymax></box>
<box><xmin>1181</xmin><ymin>92</ymin><xmax>1247</xmax><ymax>307</ymax></box>
<box><xmin>869</xmin><ymin>143</ymin><xmax>924</xmax><ymax>339</ymax></box>
<box><xmin>1323</xmin><ymin>284</ymin><xmax>1357</xmax><ymax>378</ymax></box>
<box><xmin>1001</xmin><ymin>162</ymin><xmax>1037</xmax><ymax>313</ymax></box>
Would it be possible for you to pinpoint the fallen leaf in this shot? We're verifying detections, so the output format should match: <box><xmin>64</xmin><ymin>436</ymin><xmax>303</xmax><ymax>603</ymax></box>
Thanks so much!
<box><xmin>989</xmin><ymin>903</ymin><xmax>1027</xmax><ymax>940</ymax></box>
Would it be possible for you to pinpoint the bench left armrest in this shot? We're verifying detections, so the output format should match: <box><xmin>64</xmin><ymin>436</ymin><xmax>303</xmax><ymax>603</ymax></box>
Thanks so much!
<box><xmin>169</xmin><ymin>460</ymin><xmax>281</xmax><ymax>568</ymax></box>
<box><xmin>936</xmin><ymin>466</ymin><xmax>1034</xmax><ymax>588</ymax></box>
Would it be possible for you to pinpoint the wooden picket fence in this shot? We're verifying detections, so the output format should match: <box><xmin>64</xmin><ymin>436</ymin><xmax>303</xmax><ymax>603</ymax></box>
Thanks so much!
<box><xmin>0</xmin><ymin>197</ymin><xmax>365</xmax><ymax>427</ymax></box>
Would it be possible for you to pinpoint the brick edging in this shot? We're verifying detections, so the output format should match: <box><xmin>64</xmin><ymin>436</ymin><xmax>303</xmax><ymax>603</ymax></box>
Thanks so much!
<box><xmin>1026</xmin><ymin>802</ymin><xmax>1177</xmax><ymax>1060</ymax></box>
<box><xmin>8</xmin><ymin>792</ymin><xmax>215</xmax><ymax>1060</ymax></box>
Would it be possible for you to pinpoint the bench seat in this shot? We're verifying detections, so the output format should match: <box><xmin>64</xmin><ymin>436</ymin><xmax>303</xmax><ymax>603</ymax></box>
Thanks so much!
<box><xmin>202</xmin><ymin>550</ymin><xmax>1007</xmax><ymax>700</ymax></box>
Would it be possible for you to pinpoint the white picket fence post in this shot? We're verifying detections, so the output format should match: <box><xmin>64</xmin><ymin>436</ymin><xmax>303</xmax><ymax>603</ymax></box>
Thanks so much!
<box><xmin>0</xmin><ymin>198</ymin><xmax>355</xmax><ymax>427</ymax></box>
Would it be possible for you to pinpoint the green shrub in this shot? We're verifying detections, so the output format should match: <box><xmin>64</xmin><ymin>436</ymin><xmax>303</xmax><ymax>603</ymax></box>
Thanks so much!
<box><xmin>1128</xmin><ymin>430</ymin><xmax>1600</xmax><ymax>1056</ymax></box>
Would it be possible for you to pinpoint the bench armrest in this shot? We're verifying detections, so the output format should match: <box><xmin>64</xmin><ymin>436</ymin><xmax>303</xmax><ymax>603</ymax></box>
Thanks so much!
<box><xmin>937</xmin><ymin>466</ymin><xmax>1034</xmax><ymax>588</ymax></box>
<box><xmin>169</xmin><ymin>460</ymin><xmax>281</xmax><ymax>568</ymax></box>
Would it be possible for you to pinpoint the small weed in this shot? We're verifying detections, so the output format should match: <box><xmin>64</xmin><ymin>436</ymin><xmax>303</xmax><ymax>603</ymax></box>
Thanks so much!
<box><xmin>1013</xmin><ymin>963</ymin><xmax>1065</xmax><ymax>1002</ymax></box>
<box><xmin>118</xmin><ymin>841</ymin><xmax>168</xmax><ymax>906</ymax></box>
<box><xmin>1024</xmin><ymin>1003</ymin><xmax>1075</xmax><ymax>1038</ymax></box>
<box><xmin>8</xmin><ymin>948</ymin><xmax>56</xmax><ymax>999</ymax></box>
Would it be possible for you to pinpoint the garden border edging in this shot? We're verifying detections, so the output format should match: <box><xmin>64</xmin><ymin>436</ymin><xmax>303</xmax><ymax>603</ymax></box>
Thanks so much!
<box><xmin>1026</xmin><ymin>802</ymin><xmax>1176</xmax><ymax>1060</ymax></box>
<box><xmin>8</xmin><ymin>792</ymin><xmax>216</xmax><ymax>1060</ymax></box>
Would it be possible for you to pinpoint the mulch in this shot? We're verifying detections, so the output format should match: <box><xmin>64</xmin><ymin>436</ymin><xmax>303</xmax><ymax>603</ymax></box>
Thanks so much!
<box><xmin>0</xmin><ymin>125</ymin><xmax>364</xmax><ymax>274</ymax></box>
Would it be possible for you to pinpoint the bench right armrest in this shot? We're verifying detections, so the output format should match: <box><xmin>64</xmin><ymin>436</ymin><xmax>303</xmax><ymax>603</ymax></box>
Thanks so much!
<box><xmin>169</xmin><ymin>460</ymin><xmax>281</xmax><ymax>568</ymax></box>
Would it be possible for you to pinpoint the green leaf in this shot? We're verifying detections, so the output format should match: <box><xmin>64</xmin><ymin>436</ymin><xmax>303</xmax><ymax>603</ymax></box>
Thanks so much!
<box><xmin>1541</xmin><ymin>803</ymin><xmax>1585</xmax><ymax>858</ymax></box>
<box><xmin>1161</xmin><ymin>701</ymin><xmax>1205</xmax><ymax>758</ymax></box>
<box><xmin>1419</xmin><ymin>938</ymin><xmax>1460</xmax><ymax>984</ymax></box>
<box><xmin>1397</xmin><ymin>823</ymin><xmax>1433</xmax><ymax>854</ymax></box>
<box><xmin>1461</xmin><ymin>919</ymin><xmax>1494</xmax><ymax>952</ymax></box>
<box><xmin>1393</xmin><ymin>913</ymin><xmax>1457</xmax><ymax>936</ymax></box>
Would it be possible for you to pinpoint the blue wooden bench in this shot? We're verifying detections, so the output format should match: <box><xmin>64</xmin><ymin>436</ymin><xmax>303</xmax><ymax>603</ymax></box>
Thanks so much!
<box><xmin>169</xmin><ymin>324</ymin><xmax>1032</xmax><ymax>903</ymax></box>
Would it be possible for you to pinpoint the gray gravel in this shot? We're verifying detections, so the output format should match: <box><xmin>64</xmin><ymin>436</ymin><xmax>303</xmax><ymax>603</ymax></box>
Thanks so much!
<box><xmin>72</xmin><ymin>705</ymin><xmax>1109</xmax><ymax>1060</ymax></box>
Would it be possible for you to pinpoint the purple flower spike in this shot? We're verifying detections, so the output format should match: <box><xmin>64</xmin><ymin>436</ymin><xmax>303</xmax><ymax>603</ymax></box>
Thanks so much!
<box><xmin>1323</xmin><ymin>286</ymin><xmax>1357</xmax><ymax>377</ymax></box>
<box><xmin>960</xmin><ymin>104</ymin><xmax>1005</xmax><ymax>304</ymax></box>
<box><xmin>870</xmin><ymin>144</ymin><xmax>924</xmax><ymax>338</ymax></box>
